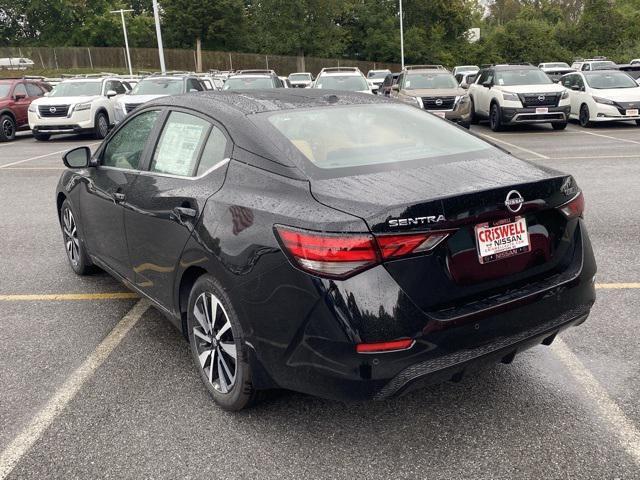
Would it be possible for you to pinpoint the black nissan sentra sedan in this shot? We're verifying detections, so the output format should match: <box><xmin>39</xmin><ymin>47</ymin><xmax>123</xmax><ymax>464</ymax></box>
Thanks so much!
<box><xmin>56</xmin><ymin>90</ymin><xmax>596</xmax><ymax>410</ymax></box>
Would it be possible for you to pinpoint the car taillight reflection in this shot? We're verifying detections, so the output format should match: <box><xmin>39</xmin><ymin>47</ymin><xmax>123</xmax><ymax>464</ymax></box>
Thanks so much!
<box><xmin>558</xmin><ymin>192</ymin><xmax>585</xmax><ymax>219</ymax></box>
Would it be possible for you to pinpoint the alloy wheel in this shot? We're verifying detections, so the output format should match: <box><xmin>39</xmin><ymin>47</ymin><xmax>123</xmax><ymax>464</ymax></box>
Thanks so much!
<box><xmin>2</xmin><ymin>118</ymin><xmax>14</xmax><ymax>138</ymax></box>
<box><xmin>98</xmin><ymin>115</ymin><xmax>108</xmax><ymax>137</ymax></box>
<box><xmin>192</xmin><ymin>292</ymin><xmax>237</xmax><ymax>394</ymax></box>
<box><xmin>62</xmin><ymin>208</ymin><xmax>80</xmax><ymax>266</ymax></box>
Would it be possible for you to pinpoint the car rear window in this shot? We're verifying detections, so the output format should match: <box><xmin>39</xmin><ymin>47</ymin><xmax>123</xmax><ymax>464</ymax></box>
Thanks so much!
<box><xmin>266</xmin><ymin>104</ymin><xmax>491</xmax><ymax>170</ymax></box>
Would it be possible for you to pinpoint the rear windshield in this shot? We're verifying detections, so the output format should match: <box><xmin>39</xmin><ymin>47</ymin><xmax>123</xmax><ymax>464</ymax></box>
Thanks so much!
<box><xmin>50</xmin><ymin>81</ymin><xmax>102</xmax><ymax>97</ymax></box>
<box><xmin>267</xmin><ymin>104</ymin><xmax>491</xmax><ymax>170</ymax></box>
<box><xmin>405</xmin><ymin>73</ymin><xmax>458</xmax><ymax>89</ymax></box>
<box><xmin>314</xmin><ymin>75</ymin><xmax>369</xmax><ymax>91</ymax></box>
<box><xmin>494</xmin><ymin>69</ymin><xmax>552</xmax><ymax>86</ymax></box>
<box><xmin>0</xmin><ymin>84</ymin><xmax>11</xmax><ymax>97</ymax></box>
<box><xmin>223</xmin><ymin>77</ymin><xmax>274</xmax><ymax>90</ymax></box>
<box><xmin>368</xmin><ymin>71</ymin><xmax>390</xmax><ymax>79</ymax></box>
<box><xmin>132</xmin><ymin>79</ymin><xmax>183</xmax><ymax>95</ymax></box>
<box><xmin>544</xmin><ymin>63</ymin><xmax>570</xmax><ymax>69</ymax></box>
<box><xmin>289</xmin><ymin>74</ymin><xmax>311</xmax><ymax>81</ymax></box>
<box><xmin>585</xmin><ymin>72</ymin><xmax>638</xmax><ymax>89</ymax></box>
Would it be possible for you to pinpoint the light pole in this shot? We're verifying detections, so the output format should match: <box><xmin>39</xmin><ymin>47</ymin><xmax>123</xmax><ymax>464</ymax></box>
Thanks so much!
<box><xmin>110</xmin><ymin>9</ymin><xmax>134</xmax><ymax>76</ymax></box>
<box><xmin>399</xmin><ymin>0</ymin><xmax>405</xmax><ymax>69</ymax></box>
<box><xmin>152</xmin><ymin>0</ymin><xmax>166</xmax><ymax>73</ymax></box>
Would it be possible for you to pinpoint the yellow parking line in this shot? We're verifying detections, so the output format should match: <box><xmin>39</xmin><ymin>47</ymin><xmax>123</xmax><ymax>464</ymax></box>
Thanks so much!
<box><xmin>0</xmin><ymin>292</ymin><xmax>139</xmax><ymax>301</ymax></box>
<box><xmin>596</xmin><ymin>283</ymin><xmax>640</xmax><ymax>290</ymax></box>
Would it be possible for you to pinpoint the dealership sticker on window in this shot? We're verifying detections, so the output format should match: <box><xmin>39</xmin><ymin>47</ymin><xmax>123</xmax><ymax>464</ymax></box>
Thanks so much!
<box><xmin>475</xmin><ymin>216</ymin><xmax>530</xmax><ymax>264</ymax></box>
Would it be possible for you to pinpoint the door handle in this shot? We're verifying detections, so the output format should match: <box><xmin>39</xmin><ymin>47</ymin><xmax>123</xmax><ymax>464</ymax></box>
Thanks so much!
<box><xmin>173</xmin><ymin>206</ymin><xmax>198</xmax><ymax>220</ymax></box>
<box><xmin>113</xmin><ymin>192</ymin><xmax>125</xmax><ymax>203</ymax></box>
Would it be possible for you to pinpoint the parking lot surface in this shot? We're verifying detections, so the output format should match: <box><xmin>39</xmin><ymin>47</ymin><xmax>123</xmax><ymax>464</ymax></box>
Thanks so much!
<box><xmin>1</xmin><ymin>122</ymin><xmax>639</xmax><ymax>479</ymax></box>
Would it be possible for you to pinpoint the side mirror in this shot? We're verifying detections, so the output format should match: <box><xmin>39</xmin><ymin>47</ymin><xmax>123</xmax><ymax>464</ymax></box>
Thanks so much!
<box><xmin>461</xmin><ymin>83</ymin><xmax>469</xmax><ymax>90</ymax></box>
<box><xmin>14</xmin><ymin>93</ymin><xmax>26</xmax><ymax>100</ymax></box>
<box><xmin>189</xmin><ymin>88</ymin><xmax>199</xmax><ymax>92</ymax></box>
<box><xmin>44</xmin><ymin>91</ymin><xmax>51</xmax><ymax>97</ymax></box>
<box><xmin>63</xmin><ymin>146</ymin><xmax>91</xmax><ymax>169</ymax></box>
<box><xmin>106</xmin><ymin>90</ymin><xmax>117</xmax><ymax>98</ymax></box>
<box><xmin>391</xmin><ymin>84</ymin><xmax>400</xmax><ymax>91</ymax></box>
<box><xmin>482</xmin><ymin>81</ymin><xmax>493</xmax><ymax>88</ymax></box>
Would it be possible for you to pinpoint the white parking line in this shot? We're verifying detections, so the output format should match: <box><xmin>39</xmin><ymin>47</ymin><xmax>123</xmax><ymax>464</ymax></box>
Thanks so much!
<box><xmin>553</xmin><ymin>338</ymin><xmax>640</xmax><ymax>466</ymax></box>
<box><xmin>550</xmin><ymin>155</ymin><xmax>640</xmax><ymax>160</ymax></box>
<box><xmin>0</xmin><ymin>299</ymin><xmax>149</xmax><ymax>479</ymax></box>
<box><xmin>479</xmin><ymin>133</ymin><xmax>550</xmax><ymax>159</ymax></box>
<box><xmin>574</xmin><ymin>130</ymin><xmax>640</xmax><ymax>146</ymax></box>
<box><xmin>0</xmin><ymin>142</ymin><xmax>100</xmax><ymax>169</ymax></box>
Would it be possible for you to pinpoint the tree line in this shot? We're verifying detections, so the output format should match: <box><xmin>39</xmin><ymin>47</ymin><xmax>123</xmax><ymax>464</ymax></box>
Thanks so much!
<box><xmin>1</xmin><ymin>0</ymin><xmax>639</xmax><ymax>66</ymax></box>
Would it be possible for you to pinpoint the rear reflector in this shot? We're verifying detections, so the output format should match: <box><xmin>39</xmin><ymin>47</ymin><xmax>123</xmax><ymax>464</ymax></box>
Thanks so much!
<box><xmin>559</xmin><ymin>192</ymin><xmax>585</xmax><ymax>219</ymax></box>
<box><xmin>356</xmin><ymin>339</ymin><xmax>415</xmax><ymax>353</ymax></box>
<box><xmin>275</xmin><ymin>226</ymin><xmax>451</xmax><ymax>279</ymax></box>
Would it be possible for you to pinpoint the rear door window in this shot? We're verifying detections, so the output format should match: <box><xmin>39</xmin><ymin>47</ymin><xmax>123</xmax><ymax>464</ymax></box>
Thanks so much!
<box><xmin>150</xmin><ymin>111</ymin><xmax>210</xmax><ymax>176</ymax></box>
<box><xmin>26</xmin><ymin>83</ymin><xmax>44</xmax><ymax>97</ymax></box>
<box><xmin>13</xmin><ymin>83</ymin><xmax>27</xmax><ymax>97</ymax></box>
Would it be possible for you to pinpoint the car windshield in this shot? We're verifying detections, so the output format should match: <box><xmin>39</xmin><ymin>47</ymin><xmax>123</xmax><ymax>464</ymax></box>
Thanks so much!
<box><xmin>0</xmin><ymin>84</ymin><xmax>11</xmax><ymax>97</ymax></box>
<box><xmin>50</xmin><ymin>81</ymin><xmax>102</xmax><ymax>97</ymax></box>
<box><xmin>223</xmin><ymin>76</ymin><xmax>274</xmax><ymax>90</ymax></box>
<box><xmin>368</xmin><ymin>71</ymin><xmax>390</xmax><ymax>79</ymax></box>
<box><xmin>289</xmin><ymin>74</ymin><xmax>311</xmax><ymax>81</ymax></box>
<box><xmin>592</xmin><ymin>61</ymin><xmax>617</xmax><ymax>70</ymax></box>
<box><xmin>315</xmin><ymin>75</ymin><xmax>369</xmax><ymax>91</ymax></box>
<box><xmin>544</xmin><ymin>63</ymin><xmax>570</xmax><ymax>69</ymax></box>
<box><xmin>267</xmin><ymin>104</ymin><xmax>492</xmax><ymax>170</ymax></box>
<box><xmin>132</xmin><ymin>79</ymin><xmax>184</xmax><ymax>95</ymax></box>
<box><xmin>585</xmin><ymin>72</ymin><xmax>638</xmax><ymax>89</ymax></box>
<box><xmin>494</xmin><ymin>69</ymin><xmax>552</xmax><ymax>86</ymax></box>
<box><xmin>404</xmin><ymin>73</ymin><xmax>459</xmax><ymax>89</ymax></box>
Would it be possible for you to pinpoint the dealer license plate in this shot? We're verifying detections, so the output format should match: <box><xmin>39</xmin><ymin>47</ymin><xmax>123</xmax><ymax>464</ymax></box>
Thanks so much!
<box><xmin>475</xmin><ymin>217</ymin><xmax>531</xmax><ymax>264</ymax></box>
<box><xmin>536</xmin><ymin>107</ymin><xmax>549</xmax><ymax>114</ymax></box>
<box><xmin>626</xmin><ymin>109</ymin><xmax>639</xmax><ymax>116</ymax></box>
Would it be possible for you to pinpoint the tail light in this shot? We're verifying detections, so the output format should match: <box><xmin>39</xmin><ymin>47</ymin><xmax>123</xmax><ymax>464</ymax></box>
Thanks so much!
<box><xmin>356</xmin><ymin>339</ymin><xmax>415</xmax><ymax>353</ymax></box>
<box><xmin>558</xmin><ymin>192</ymin><xmax>584</xmax><ymax>219</ymax></box>
<box><xmin>275</xmin><ymin>225</ymin><xmax>451</xmax><ymax>279</ymax></box>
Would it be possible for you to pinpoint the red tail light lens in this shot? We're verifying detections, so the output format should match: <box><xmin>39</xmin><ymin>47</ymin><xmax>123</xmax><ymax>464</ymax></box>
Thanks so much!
<box><xmin>559</xmin><ymin>192</ymin><xmax>584</xmax><ymax>219</ymax></box>
<box><xmin>356</xmin><ymin>339</ymin><xmax>415</xmax><ymax>353</ymax></box>
<box><xmin>275</xmin><ymin>226</ymin><xmax>451</xmax><ymax>279</ymax></box>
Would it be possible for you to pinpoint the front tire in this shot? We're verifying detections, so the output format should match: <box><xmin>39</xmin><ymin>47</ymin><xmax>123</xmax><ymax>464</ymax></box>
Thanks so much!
<box><xmin>60</xmin><ymin>200</ymin><xmax>93</xmax><ymax>275</ymax></box>
<box><xmin>187</xmin><ymin>274</ymin><xmax>260</xmax><ymax>411</ymax></box>
<box><xmin>469</xmin><ymin>98</ymin><xmax>479</xmax><ymax>125</ymax></box>
<box><xmin>579</xmin><ymin>104</ymin><xmax>592</xmax><ymax>128</ymax></box>
<box><xmin>490</xmin><ymin>103</ymin><xmax>503</xmax><ymax>132</ymax></box>
<box><xmin>0</xmin><ymin>114</ymin><xmax>16</xmax><ymax>142</ymax></box>
<box><xmin>636</xmin><ymin>119</ymin><xmax>640</xmax><ymax>126</ymax></box>
<box><xmin>552</xmin><ymin>122</ymin><xmax>568</xmax><ymax>130</ymax></box>
<box><xmin>94</xmin><ymin>112</ymin><xmax>109</xmax><ymax>139</ymax></box>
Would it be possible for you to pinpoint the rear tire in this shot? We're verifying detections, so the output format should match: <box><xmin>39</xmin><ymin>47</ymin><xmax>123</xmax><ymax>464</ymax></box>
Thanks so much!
<box><xmin>490</xmin><ymin>103</ymin><xmax>503</xmax><ymax>132</ymax></box>
<box><xmin>187</xmin><ymin>274</ymin><xmax>260</xmax><ymax>411</ymax></box>
<box><xmin>552</xmin><ymin>122</ymin><xmax>568</xmax><ymax>130</ymax></box>
<box><xmin>60</xmin><ymin>199</ymin><xmax>93</xmax><ymax>275</ymax></box>
<box><xmin>94</xmin><ymin>112</ymin><xmax>109</xmax><ymax>139</ymax></box>
<box><xmin>579</xmin><ymin>104</ymin><xmax>592</xmax><ymax>128</ymax></box>
<box><xmin>636</xmin><ymin>119</ymin><xmax>640</xmax><ymax>126</ymax></box>
<box><xmin>33</xmin><ymin>132</ymin><xmax>51</xmax><ymax>141</ymax></box>
<box><xmin>0</xmin><ymin>114</ymin><xmax>16</xmax><ymax>142</ymax></box>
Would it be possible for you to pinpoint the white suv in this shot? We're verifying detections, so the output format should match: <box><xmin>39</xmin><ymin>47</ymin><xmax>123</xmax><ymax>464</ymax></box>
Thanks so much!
<box><xmin>570</xmin><ymin>58</ymin><xmax>618</xmax><ymax>72</ymax></box>
<box><xmin>313</xmin><ymin>67</ymin><xmax>372</xmax><ymax>94</ymax></box>
<box><xmin>468</xmin><ymin>64</ymin><xmax>570</xmax><ymax>131</ymax></box>
<box><xmin>29</xmin><ymin>77</ymin><xmax>126</xmax><ymax>140</ymax></box>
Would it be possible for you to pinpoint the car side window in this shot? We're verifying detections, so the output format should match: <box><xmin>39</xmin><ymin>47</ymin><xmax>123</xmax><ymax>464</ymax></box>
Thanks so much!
<box><xmin>562</xmin><ymin>75</ymin><xmax>574</xmax><ymax>89</ymax></box>
<box><xmin>150</xmin><ymin>111</ymin><xmax>210</xmax><ymax>176</ymax></box>
<box><xmin>187</xmin><ymin>79</ymin><xmax>203</xmax><ymax>92</ymax></box>
<box><xmin>575</xmin><ymin>76</ymin><xmax>585</xmax><ymax>90</ymax></box>
<box><xmin>113</xmin><ymin>81</ymin><xmax>126</xmax><ymax>94</ymax></box>
<box><xmin>102</xmin><ymin>110</ymin><xmax>160</xmax><ymax>170</ymax></box>
<box><xmin>26</xmin><ymin>83</ymin><xmax>44</xmax><ymax>97</ymax></box>
<box><xmin>582</xmin><ymin>64</ymin><xmax>590</xmax><ymax>71</ymax></box>
<box><xmin>197</xmin><ymin>126</ymin><xmax>228</xmax><ymax>176</ymax></box>
<box><xmin>396</xmin><ymin>73</ymin><xmax>404</xmax><ymax>88</ymax></box>
<box><xmin>13</xmin><ymin>83</ymin><xmax>27</xmax><ymax>97</ymax></box>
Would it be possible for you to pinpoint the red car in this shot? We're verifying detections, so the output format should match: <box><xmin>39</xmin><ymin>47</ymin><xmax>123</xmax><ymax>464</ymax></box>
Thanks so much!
<box><xmin>0</xmin><ymin>78</ymin><xmax>51</xmax><ymax>142</ymax></box>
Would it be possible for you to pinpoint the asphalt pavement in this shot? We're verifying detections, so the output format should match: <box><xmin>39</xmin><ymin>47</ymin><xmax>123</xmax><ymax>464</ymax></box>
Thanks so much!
<box><xmin>0</xmin><ymin>121</ymin><xmax>639</xmax><ymax>479</ymax></box>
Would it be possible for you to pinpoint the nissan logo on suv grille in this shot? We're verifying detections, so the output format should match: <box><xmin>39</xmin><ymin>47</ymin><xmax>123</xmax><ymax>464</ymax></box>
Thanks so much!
<box><xmin>49</xmin><ymin>107</ymin><xmax>57</xmax><ymax>113</ymax></box>
<box><xmin>435</xmin><ymin>98</ymin><xmax>443</xmax><ymax>106</ymax></box>
<box><xmin>537</xmin><ymin>95</ymin><xmax>546</xmax><ymax>102</ymax></box>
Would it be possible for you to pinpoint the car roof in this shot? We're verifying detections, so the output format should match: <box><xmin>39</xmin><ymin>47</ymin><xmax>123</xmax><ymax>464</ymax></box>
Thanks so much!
<box><xmin>319</xmin><ymin>71</ymin><xmax>363</xmax><ymax>76</ymax></box>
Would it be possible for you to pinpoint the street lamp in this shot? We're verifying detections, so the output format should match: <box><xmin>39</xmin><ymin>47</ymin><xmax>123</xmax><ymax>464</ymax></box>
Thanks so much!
<box><xmin>110</xmin><ymin>9</ymin><xmax>134</xmax><ymax>76</ymax></box>
<box><xmin>152</xmin><ymin>0</ymin><xmax>166</xmax><ymax>74</ymax></box>
<box><xmin>399</xmin><ymin>0</ymin><xmax>405</xmax><ymax>69</ymax></box>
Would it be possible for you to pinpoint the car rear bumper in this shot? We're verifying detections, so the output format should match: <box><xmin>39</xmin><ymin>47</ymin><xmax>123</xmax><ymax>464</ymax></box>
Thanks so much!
<box><xmin>501</xmin><ymin>105</ymin><xmax>570</xmax><ymax>124</ymax></box>
<box><xmin>244</xmin><ymin>221</ymin><xmax>597</xmax><ymax>402</ymax></box>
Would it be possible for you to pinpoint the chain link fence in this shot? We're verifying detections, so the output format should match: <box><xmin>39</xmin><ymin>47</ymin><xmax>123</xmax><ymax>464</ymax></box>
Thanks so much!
<box><xmin>0</xmin><ymin>46</ymin><xmax>400</xmax><ymax>75</ymax></box>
